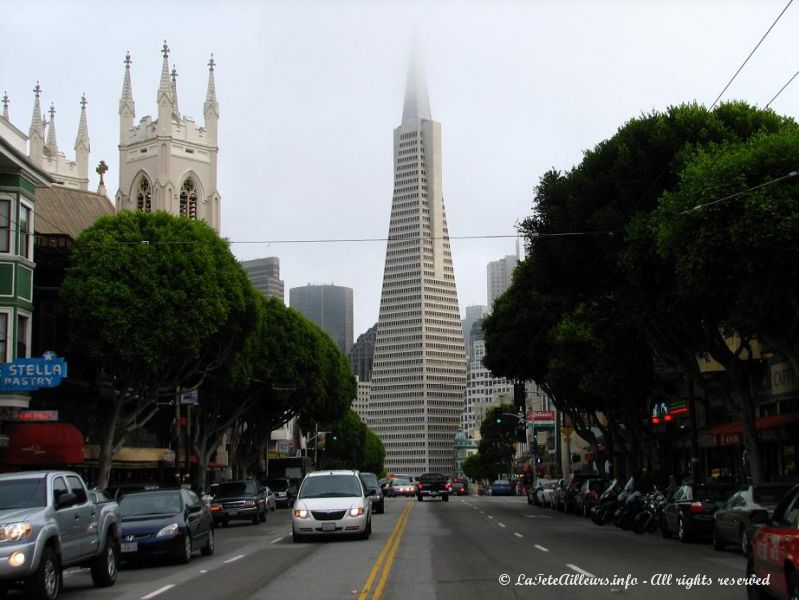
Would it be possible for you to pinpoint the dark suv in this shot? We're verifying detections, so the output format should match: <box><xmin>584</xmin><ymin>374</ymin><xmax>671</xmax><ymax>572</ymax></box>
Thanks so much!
<box><xmin>209</xmin><ymin>480</ymin><xmax>267</xmax><ymax>526</ymax></box>
<box><xmin>360</xmin><ymin>472</ymin><xmax>385</xmax><ymax>514</ymax></box>
<box><xmin>417</xmin><ymin>473</ymin><xmax>450</xmax><ymax>502</ymax></box>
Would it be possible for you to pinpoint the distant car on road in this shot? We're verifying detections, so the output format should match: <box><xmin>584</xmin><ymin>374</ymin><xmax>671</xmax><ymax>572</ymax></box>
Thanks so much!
<box><xmin>416</xmin><ymin>473</ymin><xmax>450</xmax><ymax>502</ymax></box>
<box><xmin>267</xmin><ymin>478</ymin><xmax>298</xmax><ymax>508</ymax></box>
<box><xmin>209</xmin><ymin>480</ymin><xmax>268</xmax><ymax>526</ymax></box>
<box><xmin>450</xmin><ymin>481</ymin><xmax>469</xmax><ymax>496</ymax></box>
<box><xmin>264</xmin><ymin>486</ymin><xmax>277</xmax><ymax>512</ymax></box>
<box><xmin>389</xmin><ymin>478</ymin><xmax>416</xmax><ymax>497</ymax></box>
<box><xmin>360</xmin><ymin>472</ymin><xmax>385</xmax><ymax>514</ymax></box>
<box><xmin>490</xmin><ymin>480</ymin><xmax>514</xmax><ymax>496</ymax></box>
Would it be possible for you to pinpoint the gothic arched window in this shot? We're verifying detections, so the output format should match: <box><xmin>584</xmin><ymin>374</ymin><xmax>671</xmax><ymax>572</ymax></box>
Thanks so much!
<box><xmin>180</xmin><ymin>177</ymin><xmax>198</xmax><ymax>220</ymax></box>
<box><xmin>136</xmin><ymin>177</ymin><xmax>152</xmax><ymax>212</ymax></box>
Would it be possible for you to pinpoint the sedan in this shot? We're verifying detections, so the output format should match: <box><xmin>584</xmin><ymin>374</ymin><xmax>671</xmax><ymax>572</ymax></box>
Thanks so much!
<box><xmin>119</xmin><ymin>488</ymin><xmax>214</xmax><ymax>564</ymax></box>
<box><xmin>660</xmin><ymin>483</ymin><xmax>736</xmax><ymax>543</ymax></box>
<box><xmin>450</xmin><ymin>481</ymin><xmax>469</xmax><ymax>496</ymax></box>
<box><xmin>746</xmin><ymin>483</ymin><xmax>799</xmax><ymax>600</ymax></box>
<box><xmin>490</xmin><ymin>480</ymin><xmax>514</xmax><ymax>496</ymax></box>
<box><xmin>389</xmin><ymin>478</ymin><xmax>416</xmax><ymax>497</ymax></box>
<box><xmin>713</xmin><ymin>482</ymin><xmax>793</xmax><ymax>555</ymax></box>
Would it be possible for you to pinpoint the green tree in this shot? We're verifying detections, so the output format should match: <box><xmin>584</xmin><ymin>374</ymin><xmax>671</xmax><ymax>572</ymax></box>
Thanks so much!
<box><xmin>462</xmin><ymin>452</ymin><xmax>492</xmax><ymax>485</ymax></box>
<box><xmin>478</xmin><ymin>404</ymin><xmax>518</xmax><ymax>480</ymax></box>
<box><xmin>61</xmin><ymin>211</ymin><xmax>257</xmax><ymax>489</ymax></box>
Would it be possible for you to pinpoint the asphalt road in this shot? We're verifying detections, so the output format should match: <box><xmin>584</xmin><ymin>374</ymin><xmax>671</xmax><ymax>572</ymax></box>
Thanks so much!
<box><xmin>16</xmin><ymin>496</ymin><xmax>751</xmax><ymax>600</ymax></box>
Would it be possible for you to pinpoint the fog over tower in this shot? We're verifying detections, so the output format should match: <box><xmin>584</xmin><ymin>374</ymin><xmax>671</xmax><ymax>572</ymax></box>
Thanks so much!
<box><xmin>368</xmin><ymin>52</ymin><xmax>467</xmax><ymax>476</ymax></box>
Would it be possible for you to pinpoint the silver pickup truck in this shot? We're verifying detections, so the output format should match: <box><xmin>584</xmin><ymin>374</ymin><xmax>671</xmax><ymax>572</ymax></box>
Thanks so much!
<box><xmin>0</xmin><ymin>470</ymin><xmax>120</xmax><ymax>600</ymax></box>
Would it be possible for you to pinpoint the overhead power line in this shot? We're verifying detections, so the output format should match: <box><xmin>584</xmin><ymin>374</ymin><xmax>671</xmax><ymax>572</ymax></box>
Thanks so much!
<box><xmin>765</xmin><ymin>69</ymin><xmax>799</xmax><ymax>108</ymax></box>
<box><xmin>679</xmin><ymin>170</ymin><xmax>798</xmax><ymax>215</ymax></box>
<box><xmin>710</xmin><ymin>0</ymin><xmax>794</xmax><ymax>109</ymax></box>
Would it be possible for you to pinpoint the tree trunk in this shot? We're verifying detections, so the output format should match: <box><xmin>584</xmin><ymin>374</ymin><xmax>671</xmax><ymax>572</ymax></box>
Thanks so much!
<box><xmin>96</xmin><ymin>395</ymin><xmax>123</xmax><ymax>490</ymax></box>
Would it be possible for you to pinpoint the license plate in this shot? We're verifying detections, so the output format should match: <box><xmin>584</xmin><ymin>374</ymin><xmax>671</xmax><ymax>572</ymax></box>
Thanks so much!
<box><xmin>322</xmin><ymin>522</ymin><xmax>336</xmax><ymax>532</ymax></box>
<box><xmin>121</xmin><ymin>542</ymin><xmax>138</xmax><ymax>553</ymax></box>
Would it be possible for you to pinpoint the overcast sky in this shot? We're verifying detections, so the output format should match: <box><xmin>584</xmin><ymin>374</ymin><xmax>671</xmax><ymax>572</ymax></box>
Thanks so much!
<box><xmin>4</xmin><ymin>0</ymin><xmax>799</xmax><ymax>336</ymax></box>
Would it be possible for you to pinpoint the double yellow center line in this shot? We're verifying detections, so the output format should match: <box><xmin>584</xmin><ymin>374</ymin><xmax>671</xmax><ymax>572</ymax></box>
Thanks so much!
<box><xmin>357</xmin><ymin>500</ymin><xmax>414</xmax><ymax>600</ymax></box>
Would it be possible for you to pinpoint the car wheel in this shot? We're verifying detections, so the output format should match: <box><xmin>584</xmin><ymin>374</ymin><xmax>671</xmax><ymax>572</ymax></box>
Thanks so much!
<box><xmin>527</xmin><ymin>494</ymin><xmax>533</xmax><ymax>505</ymax></box>
<box><xmin>201</xmin><ymin>527</ymin><xmax>215</xmax><ymax>556</ymax></box>
<box><xmin>90</xmin><ymin>536</ymin><xmax>119</xmax><ymax>587</ymax></box>
<box><xmin>678</xmin><ymin>515</ymin><xmax>689</xmax><ymax>543</ymax></box>
<box><xmin>442</xmin><ymin>495</ymin><xmax>449</xmax><ymax>502</ymax></box>
<box><xmin>222</xmin><ymin>518</ymin><xmax>229</xmax><ymax>527</ymax></box>
<box><xmin>745</xmin><ymin>555</ymin><xmax>767</xmax><ymax>600</ymax></box>
<box><xmin>740</xmin><ymin>527</ymin><xmax>752</xmax><ymax>557</ymax></box>
<box><xmin>176</xmin><ymin>534</ymin><xmax>193</xmax><ymax>564</ymax></box>
<box><xmin>26</xmin><ymin>545</ymin><xmax>61</xmax><ymax>600</ymax></box>
<box><xmin>417</xmin><ymin>495</ymin><xmax>423</xmax><ymax>502</ymax></box>
<box><xmin>361</xmin><ymin>519</ymin><xmax>372</xmax><ymax>540</ymax></box>
<box><xmin>292</xmin><ymin>529</ymin><xmax>304</xmax><ymax>543</ymax></box>
<box><xmin>712</xmin><ymin>524</ymin><xmax>724</xmax><ymax>551</ymax></box>
<box><xmin>252</xmin><ymin>511</ymin><xmax>260</xmax><ymax>525</ymax></box>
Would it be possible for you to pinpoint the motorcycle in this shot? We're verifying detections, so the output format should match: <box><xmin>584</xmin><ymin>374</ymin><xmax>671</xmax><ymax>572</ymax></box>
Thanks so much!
<box><xmin>590</xmin><ymin>479</ymin><xmax>621</xmax><ymax>525</ymax></box>
<box><xmin>632</xmin><ymin>488</ymin><xmax>667</xmax><ymax>534</ymax></box>
<box><xmin>614</xmin><ymin>488</ymin><xmax>644</xmax><ymax>530</ymax></box>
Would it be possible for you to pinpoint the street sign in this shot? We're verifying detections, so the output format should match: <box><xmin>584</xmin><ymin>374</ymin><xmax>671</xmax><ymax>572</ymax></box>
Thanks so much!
<box><xmin>180</xmin><ymin>390</ymin><xmax>199</xmax><ymax>405</ymax></box>
<box><xmin>527</xmin><ymin>410</ymin><xmax>556</xmax><ymax>426</ymax></box>
<box><xmin>17</xmin><ymin>410</ymin><xmax>58</xmax><ymax>422</ymax></box>
<box><xmin>0</xmin><ymin>352</ymin><xmax>67</xmax><ymax>391</ymax></box>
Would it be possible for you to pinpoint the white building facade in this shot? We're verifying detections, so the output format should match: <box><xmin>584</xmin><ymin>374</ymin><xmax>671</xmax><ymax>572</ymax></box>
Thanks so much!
<box><xmin>368</xmin><ymin>56</ymin><xmax>467</xmax><ymax>476</ymax></box>
<box><xmin>487</xmin><ymin>254</ymin><xmax>518</xmax><ymax>308</ymax></box>
<box><xmin>115</xmin><ymin>43</ymin><xmax>221</xmax><ymax>231</ymax></box>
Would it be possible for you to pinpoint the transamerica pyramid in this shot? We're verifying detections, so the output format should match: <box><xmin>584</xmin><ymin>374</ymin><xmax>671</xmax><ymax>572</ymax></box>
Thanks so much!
<box><xmin>368</xmin><ymin>53</ymin><xmax>467</xmax><ymax>476</ymax></box>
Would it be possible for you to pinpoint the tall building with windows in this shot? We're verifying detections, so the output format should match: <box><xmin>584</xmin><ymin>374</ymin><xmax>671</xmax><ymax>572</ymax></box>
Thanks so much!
<box><xmin>487</xmin><ymin>254</ymin><xmax>518</xmax><ymax>308</ymax></box>
<box><xmin>241</xmin><ymin>257</ymin><xmax>284</xmax><ymax>303</ymax></box>
<box><xmin>115</xmin><ymin>42</ymin><xmax>221</xmax><ymax>231</ymax></box>
<box><xmin>289</xmin><ymin>284</ymin><xmax>353</xmax><ymax>354</ymax></box>
<box><xmin>368</xmin><ymin>54</ymin><xmax>467</xmax><ymax>476</ymax></box>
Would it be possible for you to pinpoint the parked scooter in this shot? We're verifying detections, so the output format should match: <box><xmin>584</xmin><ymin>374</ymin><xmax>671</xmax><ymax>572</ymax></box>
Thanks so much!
<box><xmin>591</xmin><ymin>479</ymin><xmax>621</xmax><ymax>525</ymax></box>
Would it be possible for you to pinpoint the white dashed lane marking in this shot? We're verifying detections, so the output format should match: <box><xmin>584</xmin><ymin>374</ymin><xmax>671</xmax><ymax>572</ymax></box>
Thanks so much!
<box><xmin>141</xmin><ymin>584</ymin><xmax>176</xmax><ymax>599</ymax></box>
<box><xmin>567</xmin><ymin>563</ymin><xmax>597</xmax><ymax>578</ymax></box>
<box><xmin>514</xmin><ymin>532</ymin><xmax>523</xmax><ymax>538</ymax></box>
<box><xmin>224</xmin><ymin>554</ymin><xmax>246</xmax><ymax>564</ymax></box>
<box><xmin>534</xmin><ymin>544</ymin><xmax>549</xmax><ymax>552</ymax></box>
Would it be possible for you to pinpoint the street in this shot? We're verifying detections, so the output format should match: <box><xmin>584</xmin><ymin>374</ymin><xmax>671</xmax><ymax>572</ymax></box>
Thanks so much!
<box><xmin>34</xmin><ymin>495</ymin><xmax>752</xmax><ymax>600</ymax></box>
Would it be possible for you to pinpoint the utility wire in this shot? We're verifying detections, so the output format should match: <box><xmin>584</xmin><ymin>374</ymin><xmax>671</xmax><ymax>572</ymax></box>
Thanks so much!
<box><xmin>679</xmin><ymin>170</ymin><xmax>798</xmax><ymax>215</ymax></box>
<box><xmin>765</xmin><ymin>69</ymin><xmax>799</xmax><ymax>108</ymax></box>
<box><xmin>710</xmin><ymin>0</ymin><xmax>794</xmax><ymax>109</ymax></box>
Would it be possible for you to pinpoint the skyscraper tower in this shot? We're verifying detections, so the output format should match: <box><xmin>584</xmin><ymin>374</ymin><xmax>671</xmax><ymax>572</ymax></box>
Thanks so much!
<box><xmin>368</xmin><ymin>53</ymin><xmax>466</xmax><ymax>476</ymax></box>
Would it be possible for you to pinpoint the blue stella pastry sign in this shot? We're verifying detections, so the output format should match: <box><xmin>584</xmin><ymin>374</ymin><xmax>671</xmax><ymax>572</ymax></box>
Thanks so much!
<box><xmin>0</xmin><ymin>351</ymin><xmax>68</xmax><ymax>391</ymax></box>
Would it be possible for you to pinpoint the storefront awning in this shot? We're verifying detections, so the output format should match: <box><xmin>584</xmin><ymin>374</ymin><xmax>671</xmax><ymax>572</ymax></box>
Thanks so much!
<box><xmin>83</xmin><ymin>445</ymin><xmax>175</xmax><ymax>463</ymax></box>
<box><xmin>2</xmin><ymin>423</ymin><xmax>84</xmax><ymax>465</ymax></box>
<box><xmin>704</xmin><ymin>412</ymin><xmax>799</xmax><ymax>447</ymax></box>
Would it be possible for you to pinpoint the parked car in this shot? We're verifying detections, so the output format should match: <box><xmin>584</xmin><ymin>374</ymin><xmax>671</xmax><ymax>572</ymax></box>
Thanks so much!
<box><xmin>209</xmin><ymin>480</ymin><xmax>268</xmax><ymax>526</ymax></box>
<box><xmin>746</xmin><ymin>483</ymin><xmax>799</xmax><ymax>600</ymax></box>
<box><xmin>548</xmin><ymin>479</ymin><xmax>566</xmax><ymax>509</ymax></box>
<box><xmin>389</xmin><ymin>478</ymin><xmax>416</xmax><ymax>497</ymax></box>
<box><xmin>490</xmin><ymin>480</ymin><xmax>514</xmax><ymax>496</ymax></box>
<box><xmin>713</xmin><ymin>482</ymin><xmax>793</xmax><ymax>555</ymax></box>
<box><xmin>541</xmin><ymin>480</ymin><xmax>561</xmax><ymax>507</ymax></box>
<box><xmin>292</xmin><ymin>470</ymin><xmax>373</xmax><ymax>542</ymax></box>
<box><xmin>575</xmin><ymin>478</ymin><xmax>607</xmax><ymax>517</ymax></box>
<box><xmin>559</xmin><ymin>473</ymin><xmax>601</xmax><ymax>513</ymax></box>
<box><xmin>118</xmin><ymin>488</ymin><xmax>214</xmax><ymax>564</ymax></box>
<box><xmin>527</xmin><ymin>478</ymin><xmax>554</xmax><ymax>506</ymax></box>
<box><xmin>360</xmin><ymin>472</ymin><xmax>385</xmax><ymax>514</ymax></box>
<box><xmin>660</xmin><ymin>482</ymin><xmax>736</xmax><ymax>542</ymax></box>
<box><xmin>267</xmin><ymin>478</ymin><xmax>298</xmax><ymax>508</ymax></box>
<box><xmin>0</xmin><ymin>471</ymin><xmax>121</xmax><ymax>600</ymax></box>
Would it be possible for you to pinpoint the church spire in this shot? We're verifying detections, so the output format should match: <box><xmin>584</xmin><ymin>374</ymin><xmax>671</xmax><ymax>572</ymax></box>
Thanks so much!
<box><xmin>171</xmin><ymin>65</ymin><xmax>181</xmax><ymax>121</ymax></box>
<box><xmin>46</xmin><ymin>103</ymin><xmax>58</xmax><ymax>155</ymax></box>
<box><xmin>158</xmin><ymin>41</ymin><xmax>173</xmax><ymax>103</ymax></box>
<box><xmin>119</xmin><ymin>51</ymin><xmax>135</xmax><ymax>116</ymax></box>
<box><xmin>29</xmin><ymin>82</ymin><xmax>44</xmax><ymax>138</ymax></box>
<box><xmin>203</xmin><ymin>53</ymin><xmax>219</xmax><ymax>117</ymax></box>
<box><xmin>2</xmin><ymin>92</ymin><xmax>8</xmax><ymax>120</ymax></box>
<box><xmin>401</xmin><ymin>49</ymin><xmax>431</xmax><ymax>124</ymax></box>
<box><xmin>75</xmin><ymin>94</ymin><xmax>90</xmax><ymax>151</ymax></box>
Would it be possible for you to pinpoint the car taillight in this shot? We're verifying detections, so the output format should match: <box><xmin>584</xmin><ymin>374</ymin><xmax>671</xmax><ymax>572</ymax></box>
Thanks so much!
<box><xmin>210</xmin><ymin>504</ymin><xmax>221</xmax><ymax>512</ymax></box>
<box><xmin>689</xmin><ymin>502</ymin><xmax>705</xmax><ymax>513</ymax></box>
<box><xmin>445</xmin><ymin>483</ymin><xmax>451</xmax><ymax>490</ymax></box>
<box><xmin>417</xmin><ymin>483</ymin><xmax>423</xmax><ymax>490</ymax></box>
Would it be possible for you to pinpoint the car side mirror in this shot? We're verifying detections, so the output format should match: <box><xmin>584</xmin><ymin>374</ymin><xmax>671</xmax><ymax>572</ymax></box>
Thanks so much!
<box><xmin>367</xmin><ymin>488</ymin><xmax>376</xmax><ymax>496</ymax></box>
<box><xmin>188</xmin><ymin>503</ymin><xmax>203</xmax><ymax>514</ymax></box>
<box><xmin>56</xmin><ymin>492</ymin><xmax>77</xmax><ymax>509</ymax></box>
<box><xmin>749</xmin><ymin>509</ymin><xmax>770</xmax><ymax>525</ymax></box>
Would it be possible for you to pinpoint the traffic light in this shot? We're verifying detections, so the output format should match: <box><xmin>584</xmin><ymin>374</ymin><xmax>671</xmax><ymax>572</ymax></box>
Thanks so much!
<box><xmin>516</xmin><ymin>420</ymin><xmax>526</xmax><ymax>443</ymax></box>
<box><xmin>513</xmin><ymin>382</ymin><xmax>526</xmax><ymax>410</ymax></box>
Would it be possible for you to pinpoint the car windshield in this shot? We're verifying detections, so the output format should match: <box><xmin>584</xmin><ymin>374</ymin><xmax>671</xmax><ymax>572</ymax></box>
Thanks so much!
<box><xmin>694</xmin><ymin>486</ymin><xmax>736</xmax><ymax>501</ymax></box>
<box><xmin>300</xmin><ymin>475</ymin><xmax>363</xmax><ymax>499</ymax></box>
<box><xmin>754</xmin><ymin>486</ymin><xmax>791</xmax><ymax>504</ymax></box>
<box><xmin>215</xmin><ymin>482</ymin><xmax>254</xmax><ymax>498</ymax></box>
<box><xmin>119</xmin><ymin>492</ymin><xmax>182</xmax><ymax>516</ymax></box>
<box><xmin>0</xmin><ymin>478</ymin><xmax>47</xmax><ymax>509</ymax></box>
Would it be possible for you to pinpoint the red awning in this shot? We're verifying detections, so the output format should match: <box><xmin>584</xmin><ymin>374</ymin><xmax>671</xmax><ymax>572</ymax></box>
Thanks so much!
<box><xmin>2</xmin><ymin>423</ymin><xmax>84</xmax><ymax>465</ymax></box>
<box><xmin>708</xmin><ymin>413</ymin><xmax>799</xmax><ymax>436</ymax></box>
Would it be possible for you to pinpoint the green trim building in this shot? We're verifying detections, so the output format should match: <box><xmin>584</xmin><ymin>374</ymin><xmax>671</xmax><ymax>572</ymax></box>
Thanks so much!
<box><xmin>0</xmin><ymin>116</ymin><xmax>53</xmax><ymax>418</ymax></box>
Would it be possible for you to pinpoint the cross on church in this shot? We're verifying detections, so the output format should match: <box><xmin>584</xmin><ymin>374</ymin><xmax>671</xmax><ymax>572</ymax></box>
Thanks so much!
<box><xmin>96</xmin><ymin>160</ymin><xmax>108</xmax><ymax>185</ymax></box>
<box><xmin>2</xmin><ymin>92</ymin><xmax>8</xmax><ymax>111</ymax></box>
<box><xmin>208</xmin><ymin>54</ymin><xmax>215</xmax><ymax>71</ymax></box>
<box><xmin>80</xmin><ymin>94</ymin><xmax>87</xmax><ymax>109</ymax></box>
<box><xmin>33</xmin><ymin>82</ymin><xmax>41</xmax><ymax>97</ymax></box>
<box><xmin>171</xmin><ymin>66</ymin><xmax>178</xmax><ymax>82</ymax></box>
<box><xmin>162</xmin><ymin>41</ymin><xmax>169</xmax><ymax>58</ymax></box>
<box><xmin>124</xmin><ymin>52</ymin><xmax>132</xmax><ymax>68</ymax></box>
<box><xmin>49</xmin><ymin>103</ymin><xmax>56</xmax><ymax>120</ymax></box>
